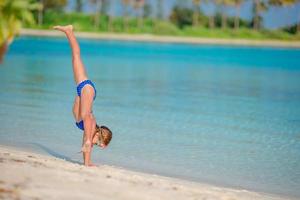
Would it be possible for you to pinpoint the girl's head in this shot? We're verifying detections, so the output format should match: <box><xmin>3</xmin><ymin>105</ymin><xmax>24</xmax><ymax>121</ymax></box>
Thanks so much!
<box><xmin>94</xmin><ymin>124</ymin><xmax>112</xmax><ymax>148</ymax></box>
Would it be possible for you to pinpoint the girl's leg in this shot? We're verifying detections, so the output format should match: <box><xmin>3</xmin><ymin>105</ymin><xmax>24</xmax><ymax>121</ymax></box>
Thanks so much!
<box><xmin>53</xmin><ymin>25</ymin><xmax>87</xmax><ymax>84</ymax></box>
<box><xmin>72</xmin><ymin>96</ymin><xmax>80</xmax><ymax>121</ymax></box>
<box><xmin>54</xmin><ymin>25</ymin><xmax>96</xmax><ymax>165</ymax></box>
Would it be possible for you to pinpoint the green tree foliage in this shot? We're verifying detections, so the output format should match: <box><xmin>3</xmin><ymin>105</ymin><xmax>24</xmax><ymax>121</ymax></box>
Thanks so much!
<box><xmin>269</xmin><ymin>0</ymin><xmax>299</xmax><ymax>33</ymax></box>
<box><xmin>37</xmin><ymin>0</ymin><xmax>67</xmax><ymax>26</ymax></box>
<box><xmin>170</xmin><ymin>5</ymin><xmax>193</xmax><ymax>29</ymax></box>
<box><xmin>89</xmin><ymin>0</ymin><xmax>110</xmax><ymax>29</ymax></box>
<box><xmin>227</xmin><ymin>0</ymin><xmax>243</xmax><ymax>29</ymax></box>
<box><xmin>4</xmin><ymin>0</ymin><xmax>297</xmax><ymax>41</ymax></box>
<box><xmin>215</xmin><ymin>0</ymin><xmax>235</xmax><ymax>29</ymax></box>
<box><xmin>122</xmin><ymin>0</ymin><xmax>131</xmax><ymax>31</ymax></box>
<box><xmin>43</xmin><ymin>0</ymin><xmax>67</xmax><ymax>11</ymax></box>
<box><xmin>252</xmin><ymin>0</ymin><xmax>267</xmax><ymax>30</ymax></box>
<box><xmin>192</xmin><ymin>0</ymin><xmax>201</xmax><ymax>26</ymax></box>
<box><xmin>133</xmin><ymin>0</ymin><xmax>145</xmax><ymax>29</ymax></box>
<box><xmin>99</xmin><ymin>0</ymin><xmax>110</xmax><ymax>15</ymax></box>
<box><xmin>283</xmin><ymin>23</ymin><xmax>299</xmax><ymax>34</ymax></box>
<box><xmin>268</xmin><ymin>0</ymin><xmax>298</xmax><ymax>5</ymax></box>
<box><xmin>0</xmin><ymin>0</ymin><xmax>40</xmax><ymax>62</ymax></box>
<box><xmin>143</xmin><ymin>2</ymin><xmax>152</xmax><ymax>18</ymax></box>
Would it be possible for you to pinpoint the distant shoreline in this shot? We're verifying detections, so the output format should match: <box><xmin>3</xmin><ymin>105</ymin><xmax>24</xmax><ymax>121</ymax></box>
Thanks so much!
<box><xmin>20</xmin><ymin>28</ymin><xmax>300</xmax><ymax>48</ymax></box>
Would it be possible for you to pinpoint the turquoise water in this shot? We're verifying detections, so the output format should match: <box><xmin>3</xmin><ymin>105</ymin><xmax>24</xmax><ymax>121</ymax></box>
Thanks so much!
<box><xmin>0</xmin><ymin>37</ymin><xmax>300</xmax><ymax>198</ymax></box>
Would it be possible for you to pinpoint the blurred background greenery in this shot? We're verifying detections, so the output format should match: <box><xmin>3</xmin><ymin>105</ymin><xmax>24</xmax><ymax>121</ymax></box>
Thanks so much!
<box><xmin>31</xmin><ymin>0</ymin><xmax>300</xmax><ymax>38</ymax></box>
<box><xmin>1</xmin><ymin>0</ymin><xmax>300</xmax><ymax>61</ymax></box>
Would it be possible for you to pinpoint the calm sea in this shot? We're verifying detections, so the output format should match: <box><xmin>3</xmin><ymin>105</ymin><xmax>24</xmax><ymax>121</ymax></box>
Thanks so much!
<box><xmin>0</xmin><ymin>36</ymin><xmax>299</xmax><ymax>198</ymax></box>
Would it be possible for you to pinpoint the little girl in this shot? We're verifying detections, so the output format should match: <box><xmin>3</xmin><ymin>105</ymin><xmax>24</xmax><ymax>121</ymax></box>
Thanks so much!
<box><xmin>54</xmin><ymin>25</ymin><xmax>112</xmax><ymax>166</ymax></box>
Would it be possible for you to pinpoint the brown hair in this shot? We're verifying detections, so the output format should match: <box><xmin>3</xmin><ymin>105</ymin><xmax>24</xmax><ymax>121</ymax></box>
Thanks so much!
<box><xmin>96</xmin><ymin>124</ymin><xmax>112</xmax><ymax>146</ymax></box>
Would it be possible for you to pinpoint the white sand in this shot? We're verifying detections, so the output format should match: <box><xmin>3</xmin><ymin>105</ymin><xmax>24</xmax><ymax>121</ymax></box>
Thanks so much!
<box><xmin>20</xmin><ymin>28</ymin><xmax>300</xmax><ymax>48</ymax></box>
<box><xmin>0</xmin><ymin>145</ymin><xmax>292</xmax><ymax>200</ymax></box>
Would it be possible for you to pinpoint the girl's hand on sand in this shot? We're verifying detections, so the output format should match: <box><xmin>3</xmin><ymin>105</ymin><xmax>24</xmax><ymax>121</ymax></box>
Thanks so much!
<box><xmin>88</xmin><ymin>163</ymin><xmax>97</xmax><ymax>167</ymax></box>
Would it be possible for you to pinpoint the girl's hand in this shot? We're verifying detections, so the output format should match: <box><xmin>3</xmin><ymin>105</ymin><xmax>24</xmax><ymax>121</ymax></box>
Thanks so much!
<box><xmin>88</xmin><ymin>163</ymin><xmax>97</xmax><ymax>167</ymax></box>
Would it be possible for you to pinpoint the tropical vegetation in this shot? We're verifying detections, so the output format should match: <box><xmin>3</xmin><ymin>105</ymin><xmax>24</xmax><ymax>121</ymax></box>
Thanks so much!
<box><xmin>29</xmin><ymin>0</ymin><xmax>300</xmax><ymax>37</ymax></box>
<box><xmin>0</xmin><ymin>0</ymin><xmax>40</xmax><ymax>62</ymax></box>
<box><xmin>1</xmin><ymin>0</ymin><xmax>300</xmax><ymax>62</ymax></box>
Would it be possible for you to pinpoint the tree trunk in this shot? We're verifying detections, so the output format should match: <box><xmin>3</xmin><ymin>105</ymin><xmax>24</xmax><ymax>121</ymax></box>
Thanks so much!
<box><xmin>209</xmin><ymin>15</ymin><xmax>215</xmax><ymax>29</ymax></box>
<box><xmin>222</xmin><ymin>13</ymin><xmax>227</xmax><ymax>29</ymax></box>
<box><xmin>94</xmin><ymin>0</ymin><xmax>102</xmax><ymax>30</ymax></box>
<box><xmin>38</xmin><ymin>0</ymin><xmax>44</xmax><ymax>26</ymax></box>
<box><xmin>157</xmin><ymin>0</ymin><xmax>163</xmax><ymax>19</ymax></box>
<box><xmin>38</xmin><ymin>10</ymin><xmax>43</xmax><ymax>26</ymax></box>
<box><xmin>108</xmin><ymin>15</ymin><xmax>113</xmax><ymax>32</ymax></box>
<box><xmin>297</xmin><ymin>12</ymin><xmax>300</xmax><ymax>34</ymax></box>
<box><xmin>138</xmin><ymin>16</ymin><xmax>143</xmax><ymax>30</ymax></box>
<box><xmin>234</xmin><ymin>4</ymin><xmax>240</xmax><ymax>30</ymax></box>
<box><xmin>221</xmin><ymin>3</ymin><xmax>227</xmax><ymax>29</ymax></box>
<box><xmin>138</xmin><ymin>12</ymin><xmax>144</xmax><ymax>30</ymax></box>
<box><xmin>138</xmin><ymin>7</ymin><xmax>144</xmax><ymax>30</ymax></box>
<box><xmin>193</xmin><ymin>9</ymin><xmax>199</xmax><ymax>27</ymax></box>
<box><xmin>155</xmin><ymin>0</ymin><xmax>163</xmax><ymax>31</ymax></box>
<box><xmin>253</xmin><ymin>0</ymin><xmax>259</xmax><ymax>30</ymax></box>
<box><xmin>124</xmin><ymin>13</ymin><xmax>128</xmax><ymax>32</ymax></box>
<box><xmin>123</xmin><ymin>4</ymin><xmax>129</xmax><ymax>32</ymax></box>
<box><xmin>193</xmin><ymin>2</ymin><xmax>200</xmax><ymax>27</ymax></box>
<box><xmin>76</xmin><ymin>0</ymin><xmax>82</xmax><ymax>12</ymax></box>
<box><xmin>0</xmin><ymin>41</ymin><xmax>8</xmax><ymax>63</ymax></box>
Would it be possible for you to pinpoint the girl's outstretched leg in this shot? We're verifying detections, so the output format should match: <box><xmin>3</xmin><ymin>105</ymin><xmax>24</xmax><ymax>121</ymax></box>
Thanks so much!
<box><xmin>54</xmin><ymin>25</ymin><xmax>95</xmax><ymax>166</ymax></box>
<box><xmin>53</xmin><ymin>25</ymin><xmax>87</xmax><ymax>84</ymax></box>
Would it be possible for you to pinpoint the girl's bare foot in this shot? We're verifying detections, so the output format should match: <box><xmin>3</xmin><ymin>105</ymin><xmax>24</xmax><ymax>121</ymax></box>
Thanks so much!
<box><xmin>53</xmin><ymin>25</ymin><xmax>73</xmax><ymax>33</ymax></box>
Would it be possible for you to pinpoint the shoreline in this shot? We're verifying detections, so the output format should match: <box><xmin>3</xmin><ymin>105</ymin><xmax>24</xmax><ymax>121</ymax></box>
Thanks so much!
<box><xmin>20</xmin><ymin>28</ymin><xmax>300</xmax><ymax>48</ymax></box>
<box><xmin>0</xmin><ymin>145</ymin><xmax>295</xmax><ymax>200</ymax></box>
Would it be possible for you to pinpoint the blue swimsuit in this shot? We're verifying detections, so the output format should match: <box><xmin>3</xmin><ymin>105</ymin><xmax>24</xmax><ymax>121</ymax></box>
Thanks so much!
<box><xmin>75</xmin><ymin>80</ymin><xmax>97</xmax><ymax>131</ymax></box>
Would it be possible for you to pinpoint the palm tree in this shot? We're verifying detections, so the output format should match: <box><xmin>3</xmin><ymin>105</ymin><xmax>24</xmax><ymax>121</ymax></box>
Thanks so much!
<box><xmin>108</xmin><ymin>6</ymin><xmax>114</xmax><ymax>32</ymax></box>
<box><xmin>90</xmin><ymin>0</ymin><xmax>102</xmax><ymax>30</ymax></box>
<box><xmin>216</xmin><ymin>0</ymin><xmax>233</xmax><ymax>29</ymax></box>
<box><xmin>296</xmin><ymin>4</ymin><xmax>299</xmax><ymax>33</ymax></box>
<box><xmin>133</xmin><ymin>0</ymin><xmax>145</xmax><ymax>29</ymax></box>
<box><xmin>253</xmin><ymin>0</ymin><xmax>267</xmax><ymax>30</ymax></box>
<box><xmin>37</xmin><ymin>0</ymin><xmax>44</xmax><ymax>26</ymax></box>
<box><xmin>122</xmin><ymin>0</ymin><xmax>131</xmax><ymax>31</ymax></box>
<box><xmin>154</xmin><ymin>0</ymin><xmax>163</xmax><ymax>31</ymax></box>
<box><xmin>231</xmin><ymin>0</ymin><xmax>243</xmax><ymax>30</ymax></box>
<box><xmin>207</xmin><ymin>0</ymin><xmax>216</xmax><ymax>29</ymax></box>
<box><xmin>268</xmin><ymin>0</ymin><xmax>299</xmax><ymax>33</ymax></box>
<box><xmin>75</xmin><ymin>0</ymin><xmax>83</xmax><ymax>12</ymax></box>
<box><xmin>0</xmin><ymin>0</ymin><xmax>40</xmax><ymax>63</ymax></box>
<box><xmin>192</xmin><ymin>0</ymin><xmax>216</xmax><ymax>28</ymax></box>
<box><xmin>192</xmin><ymin>0</ymin><xmax>201</xmax><ymax>26</ymax></box>
<box><xmin>37</xmin><ymin>0</ymin><xmax>67</xmax><ymax>27</ymax></box>
<box><xmin>156</xmin><ymin>0</ymin><xmax>163</xmax><ymax>19</ymax></box>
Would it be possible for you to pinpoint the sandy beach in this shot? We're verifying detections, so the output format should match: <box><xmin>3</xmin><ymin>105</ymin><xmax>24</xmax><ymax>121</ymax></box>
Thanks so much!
<box><xmin>20</xmin><ymin>28</ymin><xmax>300</xmax><ymax>48</ymax></box>
<box><xmin>0</xmin><ymin>145</ymin><xmax>293</xmax><ymax>200</ymax></box>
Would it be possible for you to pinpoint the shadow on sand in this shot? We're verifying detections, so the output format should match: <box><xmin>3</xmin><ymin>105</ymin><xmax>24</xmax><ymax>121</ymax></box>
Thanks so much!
<box><xmin>30</xmin><ymin>142</ymin><xmax>82</xmax><ymax>165</ymax></box>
